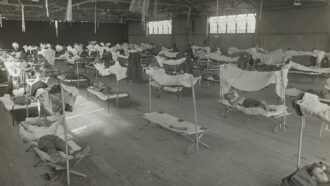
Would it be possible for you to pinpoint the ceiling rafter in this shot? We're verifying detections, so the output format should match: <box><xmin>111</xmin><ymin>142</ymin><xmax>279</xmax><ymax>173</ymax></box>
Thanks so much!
<box><xmin>181</xmin><ymin>0</ymin><xmax>207</xmax><ymax>16</ymax></box>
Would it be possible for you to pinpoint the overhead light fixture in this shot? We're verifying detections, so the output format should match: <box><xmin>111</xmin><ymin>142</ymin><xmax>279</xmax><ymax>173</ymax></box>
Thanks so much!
<box><xmin>294</xmin><ymin>0</ymin><xmax>302</xmax><ymax>6</ymax></box>
<box><xmin>31</xmin><ymin>0</ymin><xmax>40</xmax><ymax>2</ymax></box>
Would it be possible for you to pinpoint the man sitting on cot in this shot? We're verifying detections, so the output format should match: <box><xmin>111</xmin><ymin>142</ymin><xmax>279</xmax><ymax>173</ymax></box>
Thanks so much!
<box><xmin>224</xmin><ymin>89</ymin><xmax>275</xmax><ymax>112</ymax></box>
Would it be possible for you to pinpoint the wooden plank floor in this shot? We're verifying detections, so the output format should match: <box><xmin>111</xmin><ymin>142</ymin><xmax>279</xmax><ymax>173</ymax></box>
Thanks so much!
<box><xmin>0</xmin><ymin>64</ymin><xmax>330</xmax><ymax>186</ymax></box>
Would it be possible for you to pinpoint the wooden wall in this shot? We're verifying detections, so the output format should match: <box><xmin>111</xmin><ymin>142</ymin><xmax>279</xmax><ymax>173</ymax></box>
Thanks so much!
<box><xmin>128</xmin><ymin>16</ymin><xmax>256</xmax><ymax>53</ymax></box>
<box><xmin>0</xmin><ymin>20</ymin><xmax>128</xmax><ymax>48</ymax></box>
<box><xmin>128</xmin><ymin>6</ymin><xmax>330</xmax><ymax>54</ymax></box>
<box><xmin>259</xmin><ymin>6</ymin><xmax>330</xmax><ymax>51</ymax></box>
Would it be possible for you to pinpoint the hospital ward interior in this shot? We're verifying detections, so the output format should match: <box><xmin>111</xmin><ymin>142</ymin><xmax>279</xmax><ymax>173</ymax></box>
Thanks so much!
<box><xmin>1</xmin><ymin>0</ymin><xmax>330</xmax><ymax>185</ymax></box>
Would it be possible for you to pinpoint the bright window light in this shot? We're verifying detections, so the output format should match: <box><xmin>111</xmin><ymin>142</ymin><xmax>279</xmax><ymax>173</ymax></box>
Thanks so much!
<box><xmin>148</xmin><ymin>20</ymin><xmax>172</xmax><ymax>35</ymax></box>
<box><xmin>226</xmin><ymin>15</ymin><xmax>236</xmax><ymax>33</ymax></box>
<box><xmin>208</xmin><ymin>13</ymin><xmax>256</xmax><ymax>34</ymax></box>
<box><xmin>236</xmin><ymin>14</ymin><xmax>247</xmax><ymax>33</ymax></box>
<box><xmin>247</xmin><ymin>14</ymin><xmax>256</xmax><ymax>33</ymax></box>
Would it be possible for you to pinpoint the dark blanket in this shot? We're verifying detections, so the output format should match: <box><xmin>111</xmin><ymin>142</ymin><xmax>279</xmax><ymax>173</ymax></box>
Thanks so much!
<box><xmin>31</xmin><ymin>81</ymin><xmax>48</xmax><ymax>97</ymax></box>
<box><xmin>281</xmin><ymin>166</ymin><xmax>318</xmax><ymax>186</ymax></box>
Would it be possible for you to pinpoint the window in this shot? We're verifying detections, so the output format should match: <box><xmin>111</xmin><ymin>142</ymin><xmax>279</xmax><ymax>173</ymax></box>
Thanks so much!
<box><xmin>247</xmin><ymin>14</ymin><xmax>256</xmax><ymax>33</ymax></box>
<box><xmin>208</xmin><ymin>13</ymin><xmax>256</xmax><ymax>34</ymax></box>
<box><xmin>209</xmin><ymin>17</ymin><xmax>218</xmax><ymax>34</ymax></box>
<box><xmin>209</xmin><ymin>16</ymin><xmax>226</xmax><ymax>34</ymax></box>
<box><xmin>147</xmin><ymin>20</ymin><xmax>172</xmax><ymax>35</ymax></box>
<box><xmin>148</xmin><ymin>22</ymin><xmax>155</xmax><ymax>35</ymax></box>
<box><xmin>226</xmin><ymin>15</ymin><xmax>236</xmax><ymax>33</ymax></box>
<box><xmin>236</xmin><ymin>14</ymin><xmax>247</xmax><ymax>33</ymax></box>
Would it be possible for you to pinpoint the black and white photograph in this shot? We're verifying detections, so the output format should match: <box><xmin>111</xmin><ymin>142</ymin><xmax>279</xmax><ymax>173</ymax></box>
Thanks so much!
<box><xmin>0</xmin><ymin>0</ymin><xmax>330</xmax><ymax>185</ymax></box>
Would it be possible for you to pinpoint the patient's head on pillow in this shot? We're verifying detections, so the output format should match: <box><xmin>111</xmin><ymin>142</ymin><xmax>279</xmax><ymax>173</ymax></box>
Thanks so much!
<box><xmin>311</xmin><ymin>166</ymin><xmax>329</xmax><ymax>184</ymax></box>
<box><xmin>224</xmin><ymin>90</ymin><xmax>239</xmax><ymax>103</ymax></box>
<box><xmin>12</xmin><ymin>42</ymin><xmax>19</xmax><ymax>50</ymax></box>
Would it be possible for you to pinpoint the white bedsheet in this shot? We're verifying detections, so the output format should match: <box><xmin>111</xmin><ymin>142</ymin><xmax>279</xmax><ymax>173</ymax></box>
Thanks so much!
<box><xmin>158</xmin><ymin>50</ymin><xmax>179</xmax><ymax>58</ymax></box>
<box><xmin>87</xmin><ymin>86</ymin><xmax>128</xmax><ymax>101</ymax></box>
<box><xmin>143</xmin><ymin>112</ymin><xmax>207</xmax><ymax>135</ymax></box>
<box><xmin>289</xmin><ymin>61</ymin><xmax>330</xmax><ymax>74</ymax></box>
<box><xmin>298</xmin><ymin>93</ymin><xmax>330</xmax><ymax>116</ymax></box>
<box><xmin>94</xmin><ymin>62</ymin><xmax>127</xmax><ymax>80</ymax></box>
<box><xmin>219</xmin><ymin>64</ymin><xmax>288</xmax><ymax>99</ymax></box>
<box><xmin>146</xmin><ymin>68</ymin><xmax>200</xmax><ymax>87</ymax></box>
<box><xmin>155</xmin><ymin>56</ymin><xmax>186</xmax><ymax>67</ymax></box>
<box><xmin>205</xmin><ymin>53</ymin><xmax>238</xmax><ymax>63</ymax></box>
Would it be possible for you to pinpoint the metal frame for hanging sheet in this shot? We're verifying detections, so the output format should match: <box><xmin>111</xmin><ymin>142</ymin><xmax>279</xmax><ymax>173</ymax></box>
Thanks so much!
<box><xmin>141</xmin><ymin>75</ymin><xmax>209</xmax><ymax>154</ymax></box>
<box><xmin>87</xmin><ymin>64</ymin><xmax>129</xmax><ymax>112</ymax></box>
<box><xmin>218</xmin><ymin>66</ymin><xmax>290</xmax><ymax>132</ymax></box>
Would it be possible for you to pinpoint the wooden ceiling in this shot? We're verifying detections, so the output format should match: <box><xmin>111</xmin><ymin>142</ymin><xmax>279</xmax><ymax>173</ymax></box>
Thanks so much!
<box><xmin>0</xmin><ymin>0</ymin><xmax>328</xmax><ymax>23</ymax></box>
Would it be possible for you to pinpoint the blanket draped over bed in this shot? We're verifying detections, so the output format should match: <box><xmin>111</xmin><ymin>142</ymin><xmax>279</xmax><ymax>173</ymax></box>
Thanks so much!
<box><xmin>145</xmin><ymin>68</ymin><xmax>200</xmax><ymax>87</ymax></box>
<box><xmin>228</xmin><ymin>47</ymin><xmax>287</xmax><ymax>65</ymax></box>
<box><xmin>298</xmin><ymin>93</ymin><xmax>330</xmax><ymax>117</ymax></box>
<box><xmin>191</xmin><ymin>45</ymin><xmax>211</xmax><ymax>58</ymax></box>
<box><xmin>158</xmin><ymin>50</ymin><xmax>179</xmax><ymax>58</ymax></box>
<box><xmin>112</xmin><ymin>52</ymin><xmax>129</xmax><ymax>62</ymax></box>
<box><xmin>4</xmin><ymin>62</ymin><xmax>21</xmax><ymax>77</ymax></box>
<box><xmin>229</xmin><ymin>47</ymin><xmax>328</xmax><ymax>65</ymax></box>
<box><xmin>220</xmin><ymin>99</ymin><xmax>286</xmax><ymax>117</ymax></box>
<box><xmin>94</xmin><ymin>62</ymin><xmax>128</xmax><ymax>81</ymax></box>
<box><xmin>39</xmin><ymin>48</ymin><xmax>55</xmax><ymax>66</ymax></box>
<box><xmin>205</xmin><ymin>53</ymin><xmax>239</xmax><ymax>63</ymax></box>
<box><xmin>289</xmin><ymin>61</ymin><xmax>330</xmax><ymax>73</ymax></box>
<box><xmin>219</xmin><ymin>64</ymin><xmax>288</xmax><ymax>99</ymax></box>
<box><xmin>155</xmin><ymin>56</ymin><xmax>186</xmax><ymax>67</ymax></box>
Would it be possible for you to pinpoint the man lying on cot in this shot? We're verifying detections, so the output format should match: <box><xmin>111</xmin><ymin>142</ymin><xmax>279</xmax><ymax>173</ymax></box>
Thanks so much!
<box><xmin>38</xmin><ymin>134</ymin><xmax>91</xmax><ymax>163</ymax></box>
<box><xmin>224</xmin><ymin>89</ymin><xmax>275</xmax><ymax>112</ymax></box>
<box><xmin>19</xmin><ymin>118</ymin><xmax>91</xmax><ymax>163</ymax></box>
<box><xmin>281</xmin><ymin>162</ymin><xmax>329</xmax><ymax>186</ymax></box>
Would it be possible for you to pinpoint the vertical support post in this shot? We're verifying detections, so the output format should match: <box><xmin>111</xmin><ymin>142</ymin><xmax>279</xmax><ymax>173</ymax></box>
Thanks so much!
<box><xmin>60</xmin><ymin>84</ymin><xmax>70</xmax><ymax>186</ymax></box>
<box><xmin>76</xmin><ymin>61</ymin><xmax>80</xmax><ymax>89</ymax></box>
<box><xmin>25</xmin><ymin>94</ymin><xmax>29</xmax><ymax>118</ymax></box>
<box><xmin>219</xmin><ymin>65</ymin><xmax>222</xmax><ymax>100</ymax></box>
<box><xmin>116</xmin><ymin>77</ymin><xmax>119</xmax><ymax>107</ymax></box>
<box><xmin>38</xmin><ymin>99</ymin><xmax>41</xmax><ymax>118</ymax></box>
<box><xmin>191</xmin><ymin>79</ymin><xmax>199</xmax><ymax>151</ymax></box>
<box><xmin>297</xmin><ymin>116</ymin><xmax>305</xmax><ymax>170</ymax></box>
<box><xmin>282</xmin><ymin>69</ymin><xmax>286</xmax><ymax>128</ymax></box>
<box><xmin>149</xmin><ymin>76</ymin><xmax>152</xmax><ymax>112</ymax></box>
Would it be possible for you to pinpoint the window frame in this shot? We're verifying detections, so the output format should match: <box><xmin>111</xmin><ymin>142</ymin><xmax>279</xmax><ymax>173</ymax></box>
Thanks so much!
<box><xmin>208</xmin><ymin>13</ymin><xmax>256</xmax><ymax>34</ymax></box>
<box><xmin>147</xmin><ymin>20</ymin><xmax>172</xmax><ymax>35</ymax></box>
